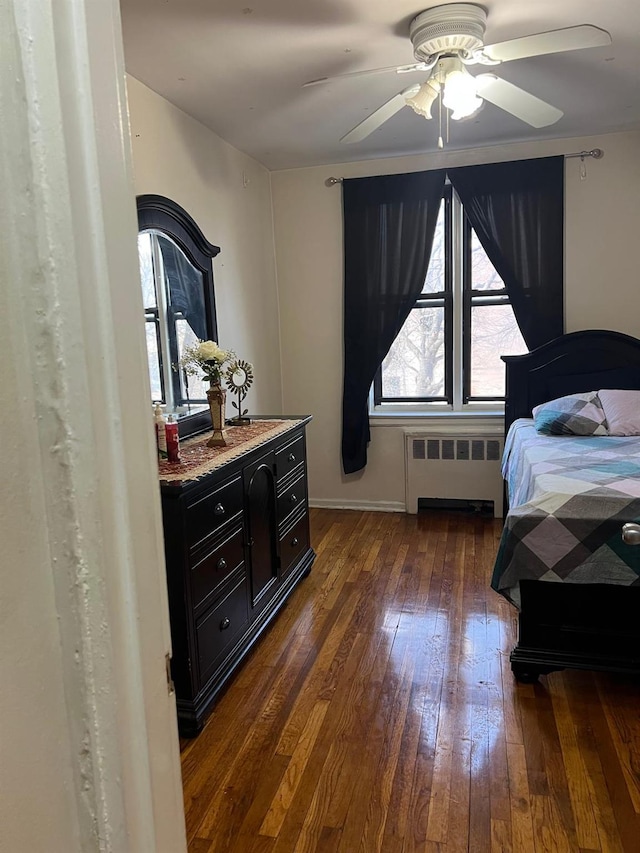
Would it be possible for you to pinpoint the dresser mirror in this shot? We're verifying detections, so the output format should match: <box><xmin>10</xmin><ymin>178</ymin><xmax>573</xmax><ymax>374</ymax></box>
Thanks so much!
<box><xmin>137</xmin><ymin>195</ymin><xmax>220</xmax><ymax>437</ymax></box>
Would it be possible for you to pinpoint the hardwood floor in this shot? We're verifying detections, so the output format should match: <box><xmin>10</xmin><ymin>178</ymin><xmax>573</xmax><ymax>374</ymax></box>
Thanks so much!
<box><xmin>180</xmin><ymin>508</ymin><xmax>640</xmax><ymax>852</ymax></box>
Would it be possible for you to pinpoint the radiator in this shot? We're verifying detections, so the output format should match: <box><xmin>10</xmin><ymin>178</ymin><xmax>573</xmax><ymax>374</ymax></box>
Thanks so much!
<box><xmin>404</xmin><ymin>432</ymin><xmax>504</xmax><ymax>518</ymax></box>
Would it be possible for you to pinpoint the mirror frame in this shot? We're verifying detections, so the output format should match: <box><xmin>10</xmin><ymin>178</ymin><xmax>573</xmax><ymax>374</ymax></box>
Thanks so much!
<box><xmin>137</xmin><ymin>194</ymin><xmax>221</xmax><ymax>438</ymax></box>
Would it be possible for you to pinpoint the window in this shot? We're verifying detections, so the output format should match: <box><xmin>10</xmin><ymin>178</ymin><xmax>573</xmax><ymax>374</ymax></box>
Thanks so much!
<box><xmin>138</xmin><ymin>230</ymin><xmax>208</xmax><ymax>407</ymax></box>
<box><xmin>374</xmin><ymin>186</ymin><xmax>527</xmax><ymax>411</ymax></box>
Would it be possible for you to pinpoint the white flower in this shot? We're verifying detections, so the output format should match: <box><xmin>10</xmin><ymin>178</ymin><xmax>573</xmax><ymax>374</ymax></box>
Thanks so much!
<box><xmin>179</xmin><ymin>340</ymin><xmax>235</xmax><ymax>384</ymax></box>
<box><xmin>195</xmin><ymin>341</ymin><xmax>229</xmax><ymax>364</ymax></box>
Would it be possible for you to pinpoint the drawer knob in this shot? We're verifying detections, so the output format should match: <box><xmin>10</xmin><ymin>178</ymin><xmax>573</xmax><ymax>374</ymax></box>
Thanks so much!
<box><xmin>623</xmin><ymin>522</ymin><xmax>640</xmax><ymax>545</ymax></box>
<box><xmin>288</xmin><ymin>453</ymin><xmax>296</xmax><ymax>463</ymax></box>
<box><xmin>291</xmin><ymin>537</ymin><xmax>299</xmax><ymax>547</ymax></box>
<box><xmin>214</xmin><ymin>503</ymin><xmax>225</xmax><ymax>516</ymax></box>
<box><xmin>290</xmin><ymin>493</ymin><xmax>298</xmax><ymax>504</ymax></box>
<box><xmin>217</xmin><ymin>557</ymin><xmax>227</xmax><ymax>571</ymax></box>
<box><xmin>220</xmin><ymin>617</ymin><xmax>231</xmax><ymax>631</ymax></box>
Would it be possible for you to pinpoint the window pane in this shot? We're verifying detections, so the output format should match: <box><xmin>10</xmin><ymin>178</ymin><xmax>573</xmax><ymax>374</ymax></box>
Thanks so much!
<box><xmin>176</xmin><ymin>318</ymin><xmax>208</xmax><ymax>402</ymax></box>
<box><xmin>381</xmin><ymin>306</ymin><xmax>446</xmax><ymax>398</ymax></box>
<box><xmin>145</xmin><ymin>321</ymin><xmax>163</xmax><ymax>401</ymax></box>
<box><xmin>421</xmin><ymin>200</ymin><xmax>446</xmax><ymax>294</ymax></box>
<box><xmin>138</xmin><ymin>233</ymin><xmax>157</xmax><ymax>309</ymax></box>
<box><xmin>470</xmin><ymin>304</ymin><xmax>527</xmax><ymax>397</ymax></box>
<box><xmin>470</xmin><ymin>229</ymin><xmax>504</xmax><ymax>291</ymax></box>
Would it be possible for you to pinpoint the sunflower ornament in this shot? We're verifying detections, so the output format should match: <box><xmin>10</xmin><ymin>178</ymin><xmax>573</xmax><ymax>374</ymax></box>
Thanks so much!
<box><xmin>225</xmin><ymin>359</ymin><xmax>254</xmax><ymax>425</ymax></box>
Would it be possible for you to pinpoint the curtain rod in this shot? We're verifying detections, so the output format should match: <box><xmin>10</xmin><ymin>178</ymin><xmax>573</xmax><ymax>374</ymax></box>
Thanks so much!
<box><xmin>565</xmin><ymin>148</ymin><xmax>604</xmax><ymax>160</ymax></box>
<box><xmin>324</xmin><ymin>148</ymin><xmax>604</xmax><ymax>185</ymax></box>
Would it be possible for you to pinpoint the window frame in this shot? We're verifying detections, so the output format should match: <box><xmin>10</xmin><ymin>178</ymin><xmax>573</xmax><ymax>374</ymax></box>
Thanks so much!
<box><xmin>143</xmin><ymin>304</ymin><xmax>164</xmax><ymax>401</ymax></box>
<box><xmin>462</xmin><ymin>215</ymin><xmax>515</xmax><ymax>404</ymax></box>
<box><xmin>373</xmin><ymin>185</ymin><xmax>524</xmax><ymax>414</ymax></box>
<box><xmin>140</xmin><ymin>230</ymin><xmax>200</xmax><ymax>408</ymax></box>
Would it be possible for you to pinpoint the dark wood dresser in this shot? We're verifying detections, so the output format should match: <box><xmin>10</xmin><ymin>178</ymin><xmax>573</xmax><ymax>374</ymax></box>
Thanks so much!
<box><xmin>159</xmin><ymin>417</ymin><xmax>315</xmax><ymax>736</ymax></box>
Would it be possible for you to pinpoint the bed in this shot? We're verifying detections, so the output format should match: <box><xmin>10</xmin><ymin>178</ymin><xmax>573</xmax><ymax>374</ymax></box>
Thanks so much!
<box><xmin>495</xmin><ymin>329</ymin><xmax>640</xmax><ymax>682</ymax></box>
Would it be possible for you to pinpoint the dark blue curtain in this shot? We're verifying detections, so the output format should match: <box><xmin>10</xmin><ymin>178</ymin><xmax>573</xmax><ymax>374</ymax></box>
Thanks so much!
<box><xmin>341</xmin><ymin>170</ymin><xmax>447</xmax><ymax>474</ymax></box>
<box><xmin>159</xmin><ymin>236</ymin><xmax>207</xmax><ymax>341</ymax></box>
<box><xmin>448</xmin><ymin>156</ymin><xmax>564</xmax><ymax>349</ymax></box>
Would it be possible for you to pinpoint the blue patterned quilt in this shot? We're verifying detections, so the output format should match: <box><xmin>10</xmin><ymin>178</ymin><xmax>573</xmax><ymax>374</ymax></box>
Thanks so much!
<box><xmin>492</xmin><ymin>419</ymin><xmax>640</xmax><ymax>607</ymax></box>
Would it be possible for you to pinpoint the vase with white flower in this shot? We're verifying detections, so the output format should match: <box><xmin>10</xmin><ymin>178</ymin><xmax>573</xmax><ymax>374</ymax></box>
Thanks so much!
<box><xmin>180</xmin><ymin>340</ymin><xmax>233</xmax><ymax>447</ymax></box>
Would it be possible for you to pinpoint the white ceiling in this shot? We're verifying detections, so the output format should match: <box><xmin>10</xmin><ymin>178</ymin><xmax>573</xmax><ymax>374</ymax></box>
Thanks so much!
<box><xmin>120</xmin><ymin>0</ymin><xmax>640</xmax><ymax>170</ymax></box>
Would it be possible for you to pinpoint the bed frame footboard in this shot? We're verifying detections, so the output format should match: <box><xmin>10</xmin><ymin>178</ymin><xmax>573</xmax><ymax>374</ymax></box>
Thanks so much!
<box><xmin>511</xmin><ymin>580</ymin><xmax>640</xmax><ymax>682</ymax></box>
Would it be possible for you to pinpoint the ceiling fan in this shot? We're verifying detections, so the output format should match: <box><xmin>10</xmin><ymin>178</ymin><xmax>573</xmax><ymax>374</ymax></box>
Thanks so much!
<box><xmin>304</xmin><ymin>3</ymin><xmax>611</xmax><ymax>145</ymax></box>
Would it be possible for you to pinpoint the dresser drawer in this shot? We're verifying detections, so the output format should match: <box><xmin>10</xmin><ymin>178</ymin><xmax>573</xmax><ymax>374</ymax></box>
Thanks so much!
<box><xmin>190</xmin><ymin>526</ymin><xmax>245</xmax><ymax>613</ymax></box>
<box><xmin>277</xmin><ymin>473</ymin><xmax>307</xmax><ymax>525</ymax></box>
<box><xmin>196</xmin><ymin>575</ymin><xmax>249</xmax><ymax>686</ymax></box>
<box><xmin>275</xmin><ymin>434</ymin><xmax>304</xmax><ymax>481</ymax></box>
<box><xmin>185</xmin><ymin>475</ymin><xmax>243</xmax><ymax>549</ymax></box>
<box><xmin>279</xmin><ymin>513</ymin><xmax>309</xmax><ymax>577</ymax></box>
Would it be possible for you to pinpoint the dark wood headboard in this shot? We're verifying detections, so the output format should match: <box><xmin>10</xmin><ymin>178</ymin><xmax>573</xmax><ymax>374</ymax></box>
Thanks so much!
<box><xmin>501</xmin><ymin>329</ymin><xmax>640</xmax><ymax>434</ymax></box>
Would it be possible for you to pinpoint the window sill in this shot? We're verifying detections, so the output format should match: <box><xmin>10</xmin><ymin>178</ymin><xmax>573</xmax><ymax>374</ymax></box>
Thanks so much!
<box><xmin>369</xmin><ymin>409</ymin><xmax>505</xmax><ymax>431</ymax></box>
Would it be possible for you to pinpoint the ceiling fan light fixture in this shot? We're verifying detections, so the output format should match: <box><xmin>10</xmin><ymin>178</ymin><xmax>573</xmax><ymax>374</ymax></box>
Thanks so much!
<box><xmin>405</xmin><ymin>79</ymin><xmax>441</xmax><ymax>119</ymax></box>
<box><xmin>442</xmin><ymin>64</ymin><xmax>483</xmax><ymax>119</ymax></box>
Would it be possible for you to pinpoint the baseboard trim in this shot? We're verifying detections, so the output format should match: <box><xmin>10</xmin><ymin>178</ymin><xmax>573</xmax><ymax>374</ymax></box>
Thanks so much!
<box><xmin>308</xmin><ymin>499</ymin><xmax>406</xmax><ymax>514</ymax></box>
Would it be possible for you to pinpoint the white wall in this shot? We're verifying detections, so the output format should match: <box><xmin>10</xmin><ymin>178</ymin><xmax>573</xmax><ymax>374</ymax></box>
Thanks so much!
<box><xmin>126</xmin><ymin>76</ymin><xmax>283</xmax><ymax>415</ymax></box>
<box><xmin>271</xmin><ymin>130</ymin><xmax>640</xmax><ymax>509</ymax></box>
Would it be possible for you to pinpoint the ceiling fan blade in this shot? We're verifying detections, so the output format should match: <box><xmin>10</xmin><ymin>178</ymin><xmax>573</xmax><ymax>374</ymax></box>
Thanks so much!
<box><xmin>475</xmin><ymin>75</ymin><xmax>563</xmax><ymax>128</ymax></box>
<box><xmin>483</xmin><ymin>24</ymin><xmax>611</xmax><ymax>63</ymax></box>
<box><xmin>303</xmin><ymin>63</ymin><xmax>429</xmax><ymax>88</ymax></box>
<box><xmin>340</xmin><ymin>86</ymin><xmax>418</xmax><ymax>144</ymax></box>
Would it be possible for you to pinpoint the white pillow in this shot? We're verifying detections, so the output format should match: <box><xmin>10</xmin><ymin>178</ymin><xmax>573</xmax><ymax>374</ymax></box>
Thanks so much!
<box><xmin>597</xmin><ymin>389</ymin><xmax>640</xmax><ymax>435</ymax></box>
